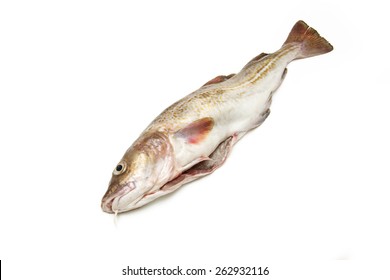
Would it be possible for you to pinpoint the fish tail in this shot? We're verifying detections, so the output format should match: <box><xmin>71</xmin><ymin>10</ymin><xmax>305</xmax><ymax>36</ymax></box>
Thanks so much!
<box><xmin>283</xmin><ymin>20</ymin><xmax>333</xmax><ymax>59</ymax></box>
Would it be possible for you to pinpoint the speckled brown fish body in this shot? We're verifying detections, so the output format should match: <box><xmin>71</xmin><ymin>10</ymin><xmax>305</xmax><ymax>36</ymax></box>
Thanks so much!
<box><xmin>101</xmin><ymin>20</ymin><xmax>333</xmax><ymax>213</ymax></box>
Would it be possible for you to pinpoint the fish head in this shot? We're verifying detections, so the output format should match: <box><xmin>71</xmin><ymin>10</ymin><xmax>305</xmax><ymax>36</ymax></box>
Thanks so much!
<box><xmin>101</xmin><ymin>132</ymin><xmax>175</xmax><ymax>213</ymax></box>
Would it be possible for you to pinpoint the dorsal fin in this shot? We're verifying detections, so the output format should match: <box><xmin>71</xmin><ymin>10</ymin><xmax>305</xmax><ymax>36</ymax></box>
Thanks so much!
<box><xmin>243</xmin><ymin>52</ymin><xmax>269</xmax><ymax>68</ymax></box>
<box><xmin>174</xmin><ymin>117</ymin><xmax>214</xmax><ymax>144</ymax></box>
<box><xmin>202</xmin><ymin>73</ymin><xmax>235</xmax><ymax>87</ymax></box>
<box><xmin>248</xmin><ymin>52</ymin><xmax>269</xmax><ymax>63</ymax></box>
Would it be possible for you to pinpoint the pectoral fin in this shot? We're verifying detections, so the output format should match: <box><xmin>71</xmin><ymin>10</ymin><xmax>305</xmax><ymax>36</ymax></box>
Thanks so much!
<box><xmin>174</xmin><ymin>117</ymin><xmax>214</xmax><ymax>144</ymax></box>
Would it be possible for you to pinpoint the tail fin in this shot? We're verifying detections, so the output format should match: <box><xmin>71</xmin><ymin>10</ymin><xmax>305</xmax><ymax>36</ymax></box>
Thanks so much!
<box><xmin>283</xmin><ymin>20</ymin><xmax>333</xmax><ymax>59</ymax></box>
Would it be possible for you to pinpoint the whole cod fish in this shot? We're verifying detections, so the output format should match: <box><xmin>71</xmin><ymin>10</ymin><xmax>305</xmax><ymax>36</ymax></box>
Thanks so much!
<box><xmin>101</xmin><ymin>20</ymin><xmax>333</xmax><ymax>214</ymax></box>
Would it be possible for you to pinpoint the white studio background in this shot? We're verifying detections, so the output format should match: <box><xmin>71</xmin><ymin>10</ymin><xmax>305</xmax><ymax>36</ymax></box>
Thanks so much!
<box><xmin>1</xmin><ymin>1</ymin><xmax>389</xmax><ymax>279</ymax></box>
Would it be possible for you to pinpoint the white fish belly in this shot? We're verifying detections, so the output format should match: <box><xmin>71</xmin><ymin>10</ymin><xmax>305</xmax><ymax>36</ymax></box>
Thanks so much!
<box><xmin>173</xmin><ymin>62</ymin><xmax>289</xmax><ymax>169</ymax></box>
<box><xmin>222</xmin><ymin>63</ymin><xmax>289</xmax><ymax>135</ymax></box>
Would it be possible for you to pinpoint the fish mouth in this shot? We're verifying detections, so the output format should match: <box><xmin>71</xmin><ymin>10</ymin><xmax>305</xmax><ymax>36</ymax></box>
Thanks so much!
<box><xmin>101</xmin><ymin>184</ymin><xmax>134</xmax><ymax>213</ymax></box>
<box><xmin>101</xmin><ymin>184</ymin><xmax>165</xmax><ymax>214</ymax></box>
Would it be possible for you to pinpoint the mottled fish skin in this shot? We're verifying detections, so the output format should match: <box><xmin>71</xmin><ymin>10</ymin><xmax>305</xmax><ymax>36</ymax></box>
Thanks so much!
<box><xmin>101</xmin><ymin>20</ymin><xmax>333</xmax><ymax>214</ymax></box>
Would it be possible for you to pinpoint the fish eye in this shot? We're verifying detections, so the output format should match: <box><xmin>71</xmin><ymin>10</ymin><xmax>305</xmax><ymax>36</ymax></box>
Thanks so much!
<box><xmin>113</xmin><ymin>161</ymin><xmax>126</xmax><ymax>175</ymax></box>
